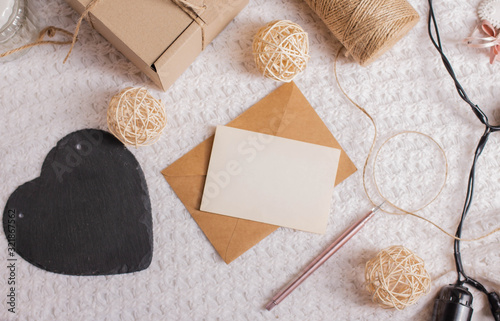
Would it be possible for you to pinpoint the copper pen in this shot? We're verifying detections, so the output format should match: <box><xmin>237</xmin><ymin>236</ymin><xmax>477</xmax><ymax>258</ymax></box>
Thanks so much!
<box><xmin>265</xmin><ymin>203</ymin><xmax>383</xmax><ymax>311</ymax></box>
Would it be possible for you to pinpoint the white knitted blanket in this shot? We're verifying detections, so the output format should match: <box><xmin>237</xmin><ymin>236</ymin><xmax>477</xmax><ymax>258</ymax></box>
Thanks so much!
<box><xmin>1</xmin><ymin>0</ymin><xmax>500</xmax><ymax>320</ymax></box>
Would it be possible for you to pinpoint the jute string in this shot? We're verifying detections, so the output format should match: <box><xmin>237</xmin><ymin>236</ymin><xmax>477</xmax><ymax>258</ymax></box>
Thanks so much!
<box><xmin>304</xmin><ymin>0</ymin><xmax>419</xmax><ymax>66</ymax></box>
<box><xmin>64</xmin><ymin>0</ymin><xmax>102</xmax><ymax>63</ymax></box>
<box><xmin>0</xmin><ymin>26</ymin><xmax>74</xmax><ymax>59</ymax></box>
<box><xmin>334</xmin><ymin>48</ymin><xmax>500</xmax><ymax>241</ymax></box>
<box><xmin>172</xmin><ymin>0</ymin><xmax>207</xmax><ymax>49</ymax></box>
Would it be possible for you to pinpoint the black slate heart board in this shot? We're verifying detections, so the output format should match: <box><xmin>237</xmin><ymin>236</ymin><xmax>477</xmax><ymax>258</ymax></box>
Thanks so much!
<box><xmin>3</xmin><ymin>129</ymin><xmax>153</xmax><ymax>275</ymax></box>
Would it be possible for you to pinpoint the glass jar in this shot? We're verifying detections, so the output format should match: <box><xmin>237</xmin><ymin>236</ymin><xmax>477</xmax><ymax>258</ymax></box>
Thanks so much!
<box><xmin>0</xmin><ymin>0</ymin><xmax>38</xmax><ymax>61</ymax></box>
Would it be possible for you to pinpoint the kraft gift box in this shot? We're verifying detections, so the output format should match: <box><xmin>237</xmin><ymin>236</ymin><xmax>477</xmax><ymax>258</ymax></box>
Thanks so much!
<box><xmin>64</xmin><ymin>0</ymin><xmax>248</xmax><ymax>90</ymax></box>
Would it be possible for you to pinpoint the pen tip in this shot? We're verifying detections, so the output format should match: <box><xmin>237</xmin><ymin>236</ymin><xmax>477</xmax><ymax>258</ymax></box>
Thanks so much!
<box><xmin>373</xmin><ymin>202</ymin><xmax>385</xmax><ymax>213</ymax></box>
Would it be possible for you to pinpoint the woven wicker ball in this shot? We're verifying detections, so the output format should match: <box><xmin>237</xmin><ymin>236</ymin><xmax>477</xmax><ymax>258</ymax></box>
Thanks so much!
<box><xmin>365</xmin><ymin>245</ymin><xmax>431</xmax><ymax>310</ymax></box>
<box><xmin>107</xmin><ymin>87</ymin><xmax>167</xmax><ymax>147</ymax></box>
<box><xmin>253</xmin><ymin>20</ymin><xmax>310</xmax><ymax>82</ymax></box>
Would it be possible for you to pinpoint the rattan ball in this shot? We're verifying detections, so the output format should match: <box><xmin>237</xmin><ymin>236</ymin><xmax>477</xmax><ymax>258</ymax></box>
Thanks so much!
<box><xmin>107</xmin><ymin>87</ymin><xmax>167</xmax><ymax>147</ymax></box>
<box><xmin>252</xmin><ymin>20</ymin><xmax>310</xmax><ymax>82</ymax></box>
<box><xmin>365</xmin><ymin>245</ymin><xmax>431</xmax><ymax>310</ymax></box>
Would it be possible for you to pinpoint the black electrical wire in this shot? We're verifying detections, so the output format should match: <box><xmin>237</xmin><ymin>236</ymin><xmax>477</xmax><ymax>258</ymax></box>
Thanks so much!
<box><xmin>427</xmin><ymin>0</ymin><xmax>500</xmax><ymax>319</ymax></box>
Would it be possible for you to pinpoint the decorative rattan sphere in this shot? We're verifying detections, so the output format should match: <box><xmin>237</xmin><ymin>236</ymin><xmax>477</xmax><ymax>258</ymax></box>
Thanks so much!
<box><xmin>252</xmin><ymin>20</ymin><xmax>310</xmax><ymax>82</ymax></box>
<box><xmin>365</xmin><ymin>245</ymin><xmax>431</xmax><ymax>310</ymax></box>
<box><xmin>107</xmin><ymin>87</ymin><xmax>167</xmax><ymax>147</ymax></box>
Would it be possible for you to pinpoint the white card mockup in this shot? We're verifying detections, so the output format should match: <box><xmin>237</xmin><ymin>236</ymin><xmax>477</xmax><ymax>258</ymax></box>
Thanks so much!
<box><xmin>200</xmin><ymin>125</ymin><xmax>341</xmax><ymax>234</ymax></box>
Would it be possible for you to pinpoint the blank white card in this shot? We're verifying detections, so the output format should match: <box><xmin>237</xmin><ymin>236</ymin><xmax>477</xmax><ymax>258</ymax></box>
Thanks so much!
<box><xmin>200</xmin><ymin>126</ymin><xmax>341</xmax><ymax>234</ymax></box>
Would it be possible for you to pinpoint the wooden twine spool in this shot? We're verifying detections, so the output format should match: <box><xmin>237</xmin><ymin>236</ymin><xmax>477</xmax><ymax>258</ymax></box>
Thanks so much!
<box><xmin>365</xmin><ymin>245</ymin><xmax>431</xmax><ymax>310</ymax></box>
<box><xmin>107</xmin><ymin>87</ymin><xmax>167</xmax><ymax>147</ymax></box>
<box><xmin>304</xmin><ymin>0</ymin><xmax>419</xmax><ymax>65</ymax></box>
<box><xmin>253</xmin><ymin>20</ymin><xmax>310</xmax><ymax>82</ymax></box>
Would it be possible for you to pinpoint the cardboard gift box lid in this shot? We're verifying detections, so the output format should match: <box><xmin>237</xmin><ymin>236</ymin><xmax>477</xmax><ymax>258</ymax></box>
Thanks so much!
<box><xmin>64</xmin><ymin>0</ymin><xmax>248</xmax><ymax>90</ymax></box>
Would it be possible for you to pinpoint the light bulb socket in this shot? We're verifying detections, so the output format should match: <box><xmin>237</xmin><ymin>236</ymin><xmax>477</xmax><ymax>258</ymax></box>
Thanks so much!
<box><xmin>431</xmin><ymin>284</ymin><xmax>473</xmax><ymax>321</ymax></box>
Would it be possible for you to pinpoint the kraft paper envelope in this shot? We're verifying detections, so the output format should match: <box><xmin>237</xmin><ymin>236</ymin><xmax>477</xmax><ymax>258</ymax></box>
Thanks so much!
<box><xmin>200</xmin><ymin>126</ymin><xmax>341</xmax><ymax>234</ymax></box>
<box><xmin>161</xmin><ymin>82</ymin><xmax>357</xmax><ymax>263</ymax></box>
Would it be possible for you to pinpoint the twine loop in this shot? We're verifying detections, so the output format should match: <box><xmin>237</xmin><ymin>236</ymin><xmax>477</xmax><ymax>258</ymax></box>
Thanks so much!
<box><xmin>44</xmin><ymin>27</ymin><xmax>57</xmax><ymax>39</ymax></box>
<box><xmin>334</xmin><ymin>47</ymin><xmax>500</xmax><ymax>241</ymax></box>
<box><xmin>37</xmin><ymin>26</ymin><xmax>74</xmax><ymax>42</ymax></box>
<box><xmin>0</xmin><ymin>26</ymin><xmax>74</xmax><ymax>59</ymax></box>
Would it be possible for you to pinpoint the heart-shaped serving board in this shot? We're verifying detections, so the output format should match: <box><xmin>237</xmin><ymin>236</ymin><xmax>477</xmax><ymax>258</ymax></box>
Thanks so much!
<box><xmin>3</xmin><ymin>129</ymin><xmax>153</xmax><ymax>275</ymax></box>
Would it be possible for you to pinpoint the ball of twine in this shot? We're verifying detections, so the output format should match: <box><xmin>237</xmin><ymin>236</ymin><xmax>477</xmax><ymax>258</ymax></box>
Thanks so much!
<box><xmin>253</xmin><ymin>20</ymin><xmax>310</xmax><ymax>82</ymax></box>
<box><xmin>303</xmin><ymin>0</ymin><xmax>419</xmax><ymax>66</ymax></box>
<box><xmin>107</xmin><ymin>87</ymin><xmax>167</xmax><ymax>147</ymax></box>
<box><xmin>365</xmin><ymin>245</ymin><xmax>431</xmax><ymax>310</ymax></box>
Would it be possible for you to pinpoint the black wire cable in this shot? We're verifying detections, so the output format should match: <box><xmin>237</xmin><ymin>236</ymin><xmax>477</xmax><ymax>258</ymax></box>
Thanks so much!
<box><xmin>454</xmin><ymin>127</ymin><xmax>490</xmax><ymax>292</ymax></box>
<box><xmin>427</xmin><ymin>0</ymin><xmax>500</xmax><ymax>316</ymax></box>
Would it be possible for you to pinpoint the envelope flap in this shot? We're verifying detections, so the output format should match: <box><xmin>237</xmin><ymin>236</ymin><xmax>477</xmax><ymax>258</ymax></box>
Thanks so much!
<box><xmin>273</xmin><ymin>83</ymin><xmax>337</xmax><ymax>145</ymax></box>
<box><xmin>227</xmin><ymin>84</ymin><xmax>293</xmax><ymax>134</ymax></box>
<box><xmin>274</xmin><ymin>83</ymin><xmax>357</xmax><ymax>185</ymax></box>
<box><xmin>162</xmin><ymin>84</ymin><xmax>293</xmax><ymax>178</ymax></box>
<box><xmin>191</xmin><ymin>210</ymin><xmax>278</xmax><ymax>263</ymax></box>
